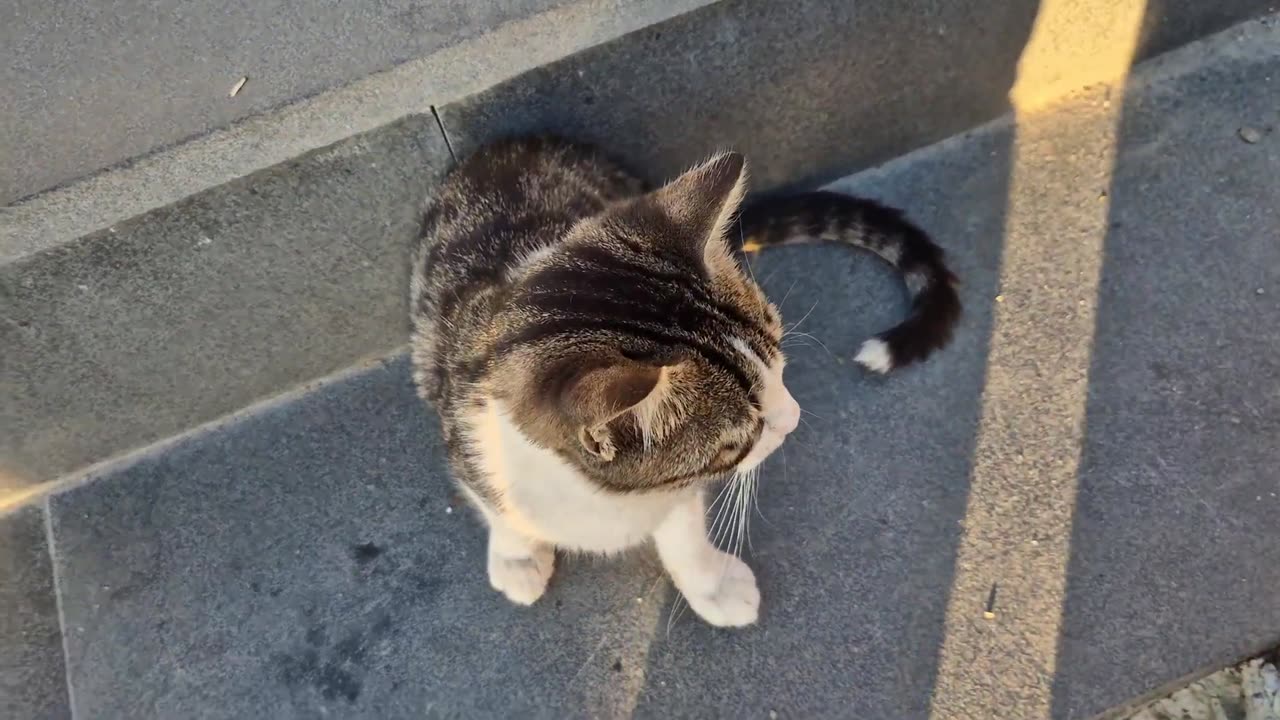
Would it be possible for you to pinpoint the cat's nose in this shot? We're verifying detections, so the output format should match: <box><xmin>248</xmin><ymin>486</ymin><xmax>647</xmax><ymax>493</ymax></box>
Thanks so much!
<box><xmin>766</xmin><ymin>387</ymin><xmax>801</xmax><ymax>435</ymax></box>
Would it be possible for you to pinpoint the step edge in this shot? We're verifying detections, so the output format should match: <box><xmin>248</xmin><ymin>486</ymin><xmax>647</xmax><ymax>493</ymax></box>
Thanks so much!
<box><xmin>7</xmin><ymin>9</ymin><xmax>1277</xmax><ymax>513</ymax></box>
<box><xmin>0</xmin><ymin>348</ymin><xmax>409</xmax><ymax>519</ymax></box>
<box><xmin>0</xmin><ymin>0</ymin><xmax>717</xmax><ymax>266</ymax></box>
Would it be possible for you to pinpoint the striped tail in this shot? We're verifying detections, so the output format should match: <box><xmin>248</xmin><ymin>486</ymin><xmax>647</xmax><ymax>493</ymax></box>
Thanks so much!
<box><xmin>738</xmin><ymin>192</ymin><xmax>961</xmax><ymax>373</ymax></box>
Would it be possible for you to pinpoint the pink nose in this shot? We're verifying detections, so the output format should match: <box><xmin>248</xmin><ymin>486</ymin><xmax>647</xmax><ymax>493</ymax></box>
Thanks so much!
<box><xmin>766</xmin><ymin>389</ymin><xmax>801</xmax><ymax>435</ymax></box>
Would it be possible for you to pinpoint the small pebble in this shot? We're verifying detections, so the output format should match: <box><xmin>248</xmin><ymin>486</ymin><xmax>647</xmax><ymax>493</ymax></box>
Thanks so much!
<box><xmin>995</xmin><ymin>294</ymin><xmax>1005</xmax><ymax>303</ymax></box>
<box><xmin>1239</xmin><ymin>126</ymin><xmax>1262</xmax><ymax>143</ymax></box>
<box><xmin>445</xmin><ymin>506</ymin><xmax>454</xmax><ymax>514</ymax></box>
<box><xmin>983</xmin><ymin>611</ymin><xmax>996</xmax><ymax>620</ymax></box>
<box><xmin>1257</xmin><ymin>288</ymin><xmax>1266</xmax><ymax>295</ymax></box>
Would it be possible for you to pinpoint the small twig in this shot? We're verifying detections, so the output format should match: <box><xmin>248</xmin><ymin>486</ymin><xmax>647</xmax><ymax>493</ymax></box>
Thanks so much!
<box><xmin>983</xmin><ymin>582</ymin><xmax>998</xmax><ymax>620</ymax></box>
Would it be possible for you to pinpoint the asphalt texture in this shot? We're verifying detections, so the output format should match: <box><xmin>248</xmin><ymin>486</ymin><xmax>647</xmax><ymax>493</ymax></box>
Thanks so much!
<box><xmin>5</xmin><ymin>0</ymin><xmax>1270</xmax><ymax>502</ymax></box>
<box><xmin>14</xmin><ymin>16</ymin><xmax>1280</xmax><ymax>719</ymax></box>
<box><xmin>1</xmin><ymin>115</ymin><xmax>450</xmax><ymax>488</ymax></box>
<box><xmin>0</xmin><ymin>0</ymin><xmax>571</xmax><ymax>205</ymax></box>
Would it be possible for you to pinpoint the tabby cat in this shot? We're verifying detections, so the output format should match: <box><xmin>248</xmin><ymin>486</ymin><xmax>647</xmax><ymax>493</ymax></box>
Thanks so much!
<box><xmin>410</xmin><ymin>137</ymin><xmax>959</xmax><ymax>627</ymax></box>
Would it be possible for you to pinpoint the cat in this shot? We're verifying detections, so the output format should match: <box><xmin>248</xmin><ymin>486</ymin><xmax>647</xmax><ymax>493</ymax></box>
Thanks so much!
<box><xmin>409</xmin><ymin>136</ymin><xmax>960</xmax><ymax>627</ymax></box>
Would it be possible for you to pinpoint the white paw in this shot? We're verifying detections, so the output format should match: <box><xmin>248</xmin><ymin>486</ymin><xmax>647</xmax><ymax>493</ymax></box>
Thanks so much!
<box><xmin>487</xmin><ymin>546</ymin><xmax>555</xmax><ymax>606</ymax></box>
<box><xmin>679</xmin><ymin>553</ymin><xmax>760</xmax><ymax>628</ymax></box>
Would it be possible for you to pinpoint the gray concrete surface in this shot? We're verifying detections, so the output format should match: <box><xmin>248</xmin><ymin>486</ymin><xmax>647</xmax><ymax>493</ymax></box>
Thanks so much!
<box><xmin>0</xmin><ymin>0</ymin><xmax>715</xmax><ymax>264</ymax></box>
<box><xmin>0</xmin><ymin>116</ymin><xmax>450</xmax><ymax>490</ymax></box>
<box><xmin>0</xmin><ymin>505</ymin><xmax>69</xmax><ymax>719</ymax></box>
<box><xmin>32</xmin><ymin>18</ymin><xmax>1280</xmax><ymax>717</ymax></box>
<box><xmin>0</xmin><ymin>0</ymin><xmax>574</xmax><ymax>204</ymax></box>
<box><xmin>439</xmin><ymin>0</ymin><xmax>1273</xmax><ymax>192</ymax></box>
<box><xmin>5</xmin><ymin>0</ymin><xmax>1269</xmax><ymax>503</ymax></box>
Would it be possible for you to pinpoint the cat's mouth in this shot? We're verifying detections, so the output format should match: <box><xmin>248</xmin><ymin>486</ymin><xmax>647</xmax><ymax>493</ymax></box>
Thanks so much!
<box><xmin>737</xmin><ymin>408</ymin><xmax>800</xmax><ymax>472</ymax></box>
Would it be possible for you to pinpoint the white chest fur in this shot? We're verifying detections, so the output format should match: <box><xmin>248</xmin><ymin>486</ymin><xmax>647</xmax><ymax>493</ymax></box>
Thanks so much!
<box><xmin>462</xmin><ymin>399</ymin><xmax>687</xmax><ymax>553</ymax></box>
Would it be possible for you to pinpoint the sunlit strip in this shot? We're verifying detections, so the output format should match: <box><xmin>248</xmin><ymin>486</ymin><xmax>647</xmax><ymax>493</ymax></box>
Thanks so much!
<box><xmin>928</xmin><ymin>1</ymin><xmax>1146</xmax><ymax>717</ymax></box>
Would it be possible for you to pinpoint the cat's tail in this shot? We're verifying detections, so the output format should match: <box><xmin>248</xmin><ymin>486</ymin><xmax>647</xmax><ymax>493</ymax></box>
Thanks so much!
<box><xmin>738</xmin><ymin>192</ymin><xmax>961</xmax><ymax>373</ymax></box>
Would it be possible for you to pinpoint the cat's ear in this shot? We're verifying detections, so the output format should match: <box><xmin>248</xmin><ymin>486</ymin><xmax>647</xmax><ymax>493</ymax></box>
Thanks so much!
<box><xmin>560</xmin><ymin>361</ymin><xmax>666</xmax><ymax>461</ymax></box>
<box><xmin>652</xmin><ymin>152</ymin><xmax>748</xmax><ymax>249</ymax></box>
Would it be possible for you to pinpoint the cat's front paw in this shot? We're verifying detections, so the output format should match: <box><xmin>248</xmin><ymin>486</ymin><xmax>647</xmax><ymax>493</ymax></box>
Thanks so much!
<box><xmin>488</xmin><ymin>545</ymin><xmax>555</xmax><ymax>606</ymax></box>
<box><xmin>680</xmin><ymin>552</ymin><xmax>760</xmax><ymax>628</ymax></box>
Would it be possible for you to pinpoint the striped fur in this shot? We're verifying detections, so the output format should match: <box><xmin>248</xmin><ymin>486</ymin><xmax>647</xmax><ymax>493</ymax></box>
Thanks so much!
<box><xmin>739</xmin><ymin>192</ymin><xmax>961</xmax><ymax>372</ymax></box>
<box><xmin>411</xmin><ymin>137</ymin><xmax>784</xmax><ymax>503</ymax></box>
<box><xmin>408</xmin><ymin>136</ymin><xmax>955</xmax><ymax>621</ymax></box>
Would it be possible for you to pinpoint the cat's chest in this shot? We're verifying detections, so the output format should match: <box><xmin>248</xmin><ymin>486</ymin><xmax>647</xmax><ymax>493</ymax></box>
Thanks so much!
<box><xmin>463</xmin><ymin>401</ymin><xmax>684</xmax><ymax>552</ymax></box>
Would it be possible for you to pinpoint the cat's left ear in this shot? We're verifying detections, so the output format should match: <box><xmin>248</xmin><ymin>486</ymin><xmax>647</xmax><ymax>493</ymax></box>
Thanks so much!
<box><xmin>559</xmin><ymin>360</ymin><xmax>668</xmax><ymax>461</ymax></box>
<box><xmin>652</xmin><ymin>152</ymin><xmax>748</xmax><ymax>251</ymax></box>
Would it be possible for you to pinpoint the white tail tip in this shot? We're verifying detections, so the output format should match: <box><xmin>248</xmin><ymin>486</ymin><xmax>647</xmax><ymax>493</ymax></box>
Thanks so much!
<box><xmin>854</xmin><ymin>338</ymin><xmax>893</xmax><ymax>373</ymax></box>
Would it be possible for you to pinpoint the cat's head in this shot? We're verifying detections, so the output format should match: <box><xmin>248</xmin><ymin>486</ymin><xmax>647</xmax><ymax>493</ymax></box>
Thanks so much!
<box><xmin>493</xmin><ymin>152</ymin><xmax>800</xmax><ymax>491</ymax></box>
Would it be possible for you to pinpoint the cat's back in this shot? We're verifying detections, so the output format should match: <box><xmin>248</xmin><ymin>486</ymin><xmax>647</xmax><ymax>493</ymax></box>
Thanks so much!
<box><xmin>409</xmin><ymin>136</ymin><xmax>643</xmax><ymax>402</ymax></box>
<box><xmin>445</xmin><ymin>136</ymin><xmax>642</xmax><ymax>216</ymax></box>
<box><xmin>413</xmin><ymin>137</ymin><xmax>642</xmax><ymax>305</ymax></box>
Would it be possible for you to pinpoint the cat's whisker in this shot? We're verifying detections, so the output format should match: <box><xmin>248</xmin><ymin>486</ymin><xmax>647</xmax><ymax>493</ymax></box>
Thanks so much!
<box><xmin>751</xmin><ymin>463</ymin><xmax>767</xmax><ymax>525</ymax></box>
<box><xmin>732</xmin><ymin>468</ymin><xmax>753</xmax><ymax>560</ymax></box>
<box><xmin>785</xmin><ymin>299</ymin><xmax>821</xmax><ymax>336</ymax></box>
<box><xmin>782</xmin><ymin>432</ymin><xmax>815</xmax><ymax>452</ymax></box>
<box><xmin>716</xmin><ymin>476</ymin><xmax>747</xmax><ymax>576</ymax></box>
<box><xmin>782</xmin><ymin>330</ymin><xmax>834</xmax><ymax>359</ymax></box>
<box><xmin>781</xmin><ymin>335</ymin><xmax>814</xmax><ymax>350</ymax></box>
<box><xmin>754</xmin><ymin>449</ymin><xmax>783</xmax><ymax>527</ymax></box>
<box><xmin>729</xmin><ymin>472</ymin><xmax>748</xmax><ymax>557</ymax></box>
<box><xmin>739</xmin><ymin>221</ymin><xmax>761</xmax><ymax>286</ymax></box>
<box><xmin>707</xmin><ymin>477</ymin><xmax>735</xmax><ymax>519</ymax></box>
<box><xmin>740</xmin><ymin>473</ymin><xmax>753</xmax><ymax>558</ymax></box>
<box><xmin>713</xmin><ymin>474</ymin><xmax>743</xmax><ymax>538</ymax></box>
<box><xmin>799</xmin><ymin>407</ymin><xmax>825</xmax><ymax>421</ymax></box>
<box><xmin>744</xmin><ymin>470</ymin><xmax>758</xmax><ymax>554</ymax></box>
<box><xmin>708</xmin><ymin>474</ymin><xmax>740</xmax><ymax>541</ymax></box>
<box><xmin>776</xmin><ymin>278</ymin><xmax>801</xmax><ymax>312</ymax></box>
<box><xmin>665</xmin><ymin>590</ymin><xmax>689</xmax><ymax>637</ymax></box>
<box><xmin>710</xmin><ymin>475</ymin><xmax>742</xmax><ymax>552</ymax></box>
<box><xmin>719</xmin><ymin>473</ymin><xmax>747</xmax><ymax>574</ymax></box>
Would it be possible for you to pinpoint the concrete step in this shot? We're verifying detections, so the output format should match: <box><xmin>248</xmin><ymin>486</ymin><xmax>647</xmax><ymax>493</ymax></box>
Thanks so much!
<box><xmin>4</xmin><ymin>12</ymin><xmax>1279</xmax><ymax>718</ymax></box>
<box><xmin>1</xmin><ymin>0</ymin><xmax>714</xmax><ymax>499</ymax></box>
<box><xmin>2</xmin><ymin>0</ymin><xmax>1271</xmax><ymax>508</ymax></box>
<box><xmin>0</xmin><ymin>0</ymin><xmax>709</xmax><ymax>206</ymax></box>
